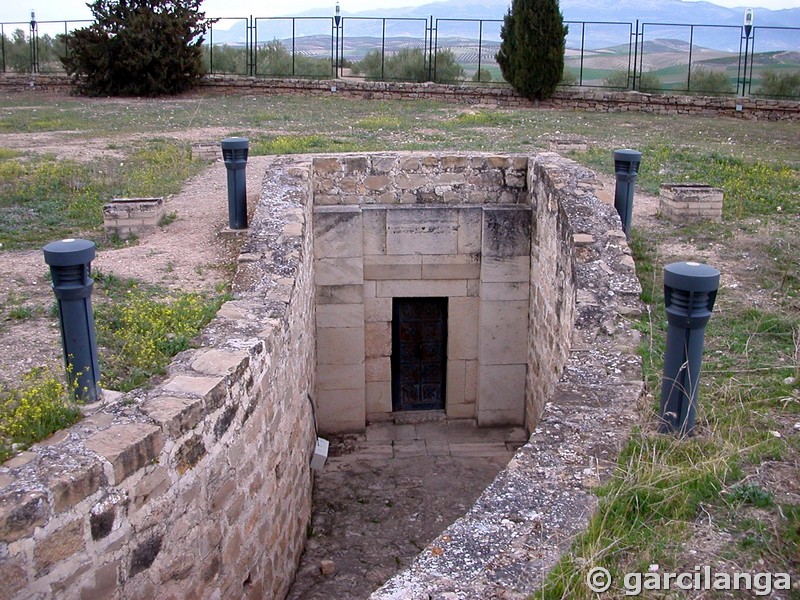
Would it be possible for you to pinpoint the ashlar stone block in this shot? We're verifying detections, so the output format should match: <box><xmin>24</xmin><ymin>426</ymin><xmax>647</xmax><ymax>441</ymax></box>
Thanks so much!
<box><xmin>482</xmin><ymin>207</ymin><xmax>532</xmax><ymax>258</ymax></box>
<box><xmin>315</xmin><ymin>257</ymin><xmax>364</xmax><ymax>286</ymax></box>
<box><xmin>479</xmin><ymin>300</ymin><xmax>529</xmax><ymax>365</ymax></box>
<box><xmin>313</xmin><ymin>207</ymin><xmax>363</xmax><ymax>258</ymax></box>
<box><xmin>477</xmin><ymin>364</ymin><xmax>526</xmax><ymax>425</ymax></box>
<box><xmin>317</xmin><ymin>389</ymin><xmax>366</xmax><ymax>433</ymax></box>
<box><xmin>448</xmin><ymin>297</ymin><xmax>479</xmax><ymax>360</ymax></box>
<box><xmin>316</xmin><ymin>327</ymin><xmax>365</xmax><ymax>366</ymax></box>
<box><xmin>316</xmin><ymin>303</ymin><xmax>364</xmax><ymax>329</ymax></box>
<box><xmin>386</xmin><ymin>208</ymin><xmax>458</xmax><ymax>255</ymax></box>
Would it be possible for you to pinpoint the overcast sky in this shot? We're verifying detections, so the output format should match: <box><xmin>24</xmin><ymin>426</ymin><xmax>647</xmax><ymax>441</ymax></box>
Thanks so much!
<box><xmin>2</xmin><ymin>0</ymin><xmax>797</xmax><ymax>27</ymax></box>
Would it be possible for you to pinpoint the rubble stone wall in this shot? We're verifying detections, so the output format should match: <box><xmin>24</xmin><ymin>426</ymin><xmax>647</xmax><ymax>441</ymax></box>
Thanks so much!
<box><xmin>2</xmin><ymin>72</ymin><xmax>797</xmax><ymax>121</ymax></box>
<box><xmin>0</xmin><ymin>159</ymin><xmax>317</xmax><ymax>599</ymax></box>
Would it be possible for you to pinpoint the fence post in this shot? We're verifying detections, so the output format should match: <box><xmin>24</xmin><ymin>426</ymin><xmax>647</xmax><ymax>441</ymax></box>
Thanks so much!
<box><xmin>631</xmin><ymin>20</ymin><xmax>640</xmax><ymax>91</ymax></box>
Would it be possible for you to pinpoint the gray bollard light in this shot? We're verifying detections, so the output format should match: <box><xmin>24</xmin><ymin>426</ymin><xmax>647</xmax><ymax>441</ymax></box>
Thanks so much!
<box><xmin>43</xmin><ymin>238</ymin><xmax>100</xmax><ymax>403</ymax></box>
<box><xmin>613</xmin><ymin>149</ymin><xmax>642</xmax><ymax>240</ymax></box>
<box><xmin>658</xmin><ymin>261</ymin><xmax>720</xmax><ymax>437</ymax></box>
<box><xmin>221</xmin><ymin>137</ymin><xmax>249</xmax><ymax>230</ymax></box>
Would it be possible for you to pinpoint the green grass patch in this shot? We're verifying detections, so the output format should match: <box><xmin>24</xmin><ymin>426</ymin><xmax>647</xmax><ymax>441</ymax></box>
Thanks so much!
<box><xmin>0</xmin><ymin>368</ymin><xmax>82</xmax><ymax>462</ymax></box>
<box><xmin>93</xmin><ymin>274</ymin><xmax>230</xmax><ymax>392</ymax></box>
<box><xmin>250</xmin><ymin>134</ymin><xmax>362</xmax><ymax>155</ymax></box>
<box><xmin>443</xmin><ymin>110</ymin><xmax>514</xmax><ymax>128</ymax></box>
<box><xmin>577</xmin><ymin>145</ymin><xmax>799</xmax><ymax>218</ymax></box>
<box><xmin>0</xmin><ymin>140</ymin><xmax>203</xmax><ymax>249</ymax></box>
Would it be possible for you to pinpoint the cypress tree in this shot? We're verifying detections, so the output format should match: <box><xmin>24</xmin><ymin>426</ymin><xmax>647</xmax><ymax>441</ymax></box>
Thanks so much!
<box><xmin>496</xmin><ymin>0</ymin><xmax>568</xmax><ymax>101</ymax></box>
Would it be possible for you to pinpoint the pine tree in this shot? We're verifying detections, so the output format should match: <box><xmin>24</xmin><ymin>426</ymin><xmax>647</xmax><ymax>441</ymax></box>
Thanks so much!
<box><xmin>62</xmin><ymin>0</ymin><xmax>213</xmax><ymax>96</ymax></box>
<box><xmin>496</xmin><ymin>0</ymin><xmax>568</xmax><ymax>101</ymax></box>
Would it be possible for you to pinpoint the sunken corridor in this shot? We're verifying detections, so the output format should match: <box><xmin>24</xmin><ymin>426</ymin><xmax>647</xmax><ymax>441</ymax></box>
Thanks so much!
<box><xmin>0</xmin><ymin>152</ymin><xmax>643</xmax><ymax>599</ymax></box>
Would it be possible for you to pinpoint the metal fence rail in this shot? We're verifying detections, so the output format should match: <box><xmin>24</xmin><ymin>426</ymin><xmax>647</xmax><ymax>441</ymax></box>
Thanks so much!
<box><xmin>1</xmin><ymin>14</ymin><xmax>798</xmax><ymax>98</ymax></box>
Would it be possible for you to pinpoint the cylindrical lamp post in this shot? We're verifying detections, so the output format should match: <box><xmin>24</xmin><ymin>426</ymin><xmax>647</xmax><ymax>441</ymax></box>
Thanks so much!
<box><xmin>221</xmin><ymin>137</ymin><xmax>249</xmax><ymax>230</ymax></box>
<box><xmin>658</xmin><ymin>261</ymin><xmax>720</xmax><ymax>437</ymax></box>
<box><xmin>613</xmin><ymin>149</ymin><xmax>642</xmax><ymax>240</ymax></box>
<box><xmin>43</xmin><ymin>238</ymin><xmax>100</xmax><ymax>403</ymax></box>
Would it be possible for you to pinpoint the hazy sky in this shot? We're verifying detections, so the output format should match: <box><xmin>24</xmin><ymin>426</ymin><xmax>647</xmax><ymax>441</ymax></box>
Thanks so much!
<box><xmin>1</xmin><ymin>0</ymin><xmax>797</xmax><ymax>27</ymax></box>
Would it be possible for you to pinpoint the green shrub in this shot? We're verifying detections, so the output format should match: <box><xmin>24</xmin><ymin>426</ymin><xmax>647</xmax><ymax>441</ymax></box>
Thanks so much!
<box><xmin>560</xmin><ymin>67</ymin><xmax>578</xmax><ymax>86</ymax></box>
<box><xmin>95</xmin><ymin>285</ymin><xmax>228</xmax><ymax>391</ymax></box>
<box><xmin>604</xmin><ymin>70</ymin><xmax>662</xmax><ymax>93</ymax></box>
<box><xmin>689</xmin><ymin>68</ymin><xmax>734</xmax><ymax>95</ymax></box>
<box><xmin>62</xmin><ymin>0</ymin><xmax>213</xmax><ymax>96</ymax></box>
<box><xmin>0</xmin><ymin>369</ymin><xmax>82</xmax><ymax>462</ymax></box>
<box><xmin>496</xmin><ymin>0</ymin><xmax>568</xmax><ymax>100</ymax></box>
<box><xmin>757</xmin><ymin>70</ymin><xmax>800</xmax><ymax>99</ymax></box>
<box><xmin>472</xmin><ymin>68</ymin><xmax>492</xmax><ymax>83</ymax></box>
<box><xmin>353</xmin><ymin>48</ymin><xmax>464</xmax><ymax>83</ymax></box>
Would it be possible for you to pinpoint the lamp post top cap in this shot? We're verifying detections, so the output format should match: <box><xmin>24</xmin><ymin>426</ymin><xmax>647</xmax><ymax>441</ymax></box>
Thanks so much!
<box><xmin>43</xmin><ymin>238</ymin><xmax>96</xmax><ymax>266</ymax></box>
<box><xmin>613</xmin><ymin>148</ymin><xmax>642</xmax><ymax>162</ymax></box>
<box><xmin>664</xmin><ymin>261</ymin><xmax>720</xmax><ymax>292</ymax></box>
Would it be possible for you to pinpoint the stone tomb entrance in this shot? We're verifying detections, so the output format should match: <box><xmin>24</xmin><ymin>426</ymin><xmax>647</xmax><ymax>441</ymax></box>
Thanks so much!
<box><xmin>392</xmin><ymin>297</ymin><xmax>448</xmax><ymax>412</ymax></box>
<box><xmin>312</xmin><ymin>154</ymin><xmax>537</xmax><ymax>432</ymax></box>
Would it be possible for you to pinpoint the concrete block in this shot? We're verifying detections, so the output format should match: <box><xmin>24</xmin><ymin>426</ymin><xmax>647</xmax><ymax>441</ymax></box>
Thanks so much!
<box><xmin>316</xmin><ymin>303</ymin><xmax>364</xmax><ymax>329</ymax></box>
<box><xmin>477</xmin><ymin>364</ymin><xmax>526</xmax><ymax>425</ymax></box>
<box><xmin>376</xmin><ymin>279</ymin><xmax>467</xmax><ymax>298</ymax></box>
<box><xmin>85</xmin><ymin>423</ymin><xmax>164</xmax><ymax>484</ymax></box>
<box><xmin>313</xmin><ymin>206</ymin><xmax>363</xmax><ymax>258</ymax></box>
<box><xmin>316</xmin><ymin>327</ymin><xmax>365</xmax><ymax>365</ymax></box>
<box><xmin>315</xmin><ymin>257</ymin><xmax>364</xmax><ymax>286</ymax></box>
<box><xmin>448</xmin><ymin>297</ymin><xmax>479</xmax><ymax>360</ymax></box>
<box><xmin>479</xmin><ymin>300</ymin><xmax>529</xmax><ymax>364</ymax></box>
<box><xmin>447</xmin><ymin>402</ymin><xmax>475</xmax><ymax>419</ymax></box>
<box><xmin>465</xmin><ymin>360</ymin><xmax>478</xmax><ymax>402</ymax></box>
<box><xmin>316</xmin><ymin>284</ymin><xmax>364</xmax><ymax>305</ymax></box>
<box><xmin>386</xmin><ymin>208</ymin><xmax>458</xmax><ymax>255</ymax></box>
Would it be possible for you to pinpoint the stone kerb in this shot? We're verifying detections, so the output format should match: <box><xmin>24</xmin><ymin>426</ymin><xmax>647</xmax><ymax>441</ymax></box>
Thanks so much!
<box><xmin>0</xmin><ymin>157</ymin><xmax>317</xmax><ymax>599</ymax></box>
<box><xmin>371</xmin><ymin>154</ymin><xmax>643</xmax><ymax>599</ymax></box>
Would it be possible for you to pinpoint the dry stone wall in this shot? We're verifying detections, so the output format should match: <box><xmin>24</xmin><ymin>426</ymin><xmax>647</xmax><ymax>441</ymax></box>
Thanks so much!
<box><xmin>0</xmin><ymin>158</ymin><xmax>317</xmax><ymax>599</ymax></box>
<box><xmin>2</xmin><ymin>73</ymin><xmax>798</xmax><ymax>121</ymax></box>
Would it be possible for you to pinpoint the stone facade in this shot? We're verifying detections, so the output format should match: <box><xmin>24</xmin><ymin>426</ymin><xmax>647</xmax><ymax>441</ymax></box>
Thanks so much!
<box><xmin>2</xmin><ymin>73</ymin><xmax>798</xmax><ymax>121</ymax></box>
<box><xmin>311</xmin><ymin>154</ymin><xmax>531</xmax><ymax>431</ymax></box>
<box><xmin>0</xmin><ymin>159</ymin><xmax>317</xmax><ymax>599</ymax></box>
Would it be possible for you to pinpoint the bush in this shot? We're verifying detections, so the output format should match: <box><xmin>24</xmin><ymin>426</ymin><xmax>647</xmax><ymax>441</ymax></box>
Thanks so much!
<box><xmin>0</xmin><ymin>369</ymin><xmax>81</xmax><ymax>462</ymax></box>
<box><xmin>62</xmin><ymin>0</ymin><xmax>213</xmax><ymax>96</ymax></box>
<box><xmin>472</xmin><ymin>68</ymin><xmax>492</xmax><ymax>83</ymax></box>
<box><xmin>353</xmin><ymin>48</ymin><xmax>464</xmax><ymax>83</ymax></box>
<box><xmin>496</xmin><ymin>0</ymin><xmax>568</xmax><ymax>100</ymax></box>
<box><xmin>604</xmin><ymin>70</ymin><xmax>662</xmax><ymax>93</ymax></box>
<box><xmin>689</xmin><ymin>68</ymin><xmax>734</xmax><ymax>95</ymax></box>
<box><xmin>560</xmin><ymin>68</ymin><xmax>578</xmax><ymax>86</ymax></box>
<box><xmin>757</xmin><ymin>70</ymin><xmax>800</xmax><ymax>99</ymax></box>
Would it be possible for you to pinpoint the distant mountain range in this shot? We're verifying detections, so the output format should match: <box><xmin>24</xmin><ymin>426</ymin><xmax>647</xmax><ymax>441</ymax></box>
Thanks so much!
<box><xmin>207</xmin><ymin>0</ymin><xmax>800</xmax><ymax>53</ymax></box>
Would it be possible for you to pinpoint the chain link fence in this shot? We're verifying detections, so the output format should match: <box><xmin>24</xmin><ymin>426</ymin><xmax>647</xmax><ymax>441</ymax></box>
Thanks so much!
<box><xmin>2</xmin><ymin>15</ymin><xmax>798</xmax><ymax>99</ymax></box>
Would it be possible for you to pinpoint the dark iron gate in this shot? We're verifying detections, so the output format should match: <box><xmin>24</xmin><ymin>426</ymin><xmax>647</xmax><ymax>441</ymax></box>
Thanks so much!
<box><xmin>392</xmin><ymin>298</ymin><xmax>447</xmax><ymax>412</ymax></box>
